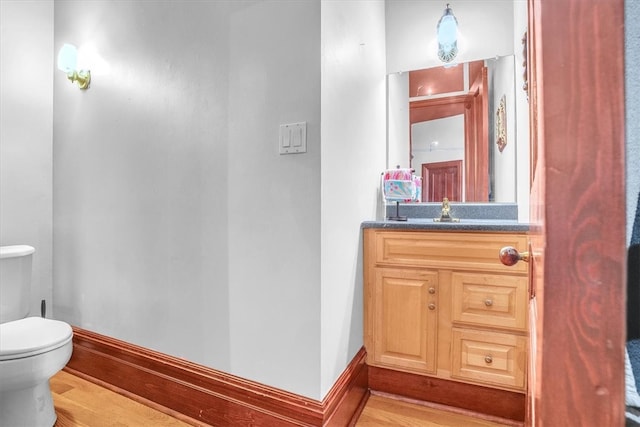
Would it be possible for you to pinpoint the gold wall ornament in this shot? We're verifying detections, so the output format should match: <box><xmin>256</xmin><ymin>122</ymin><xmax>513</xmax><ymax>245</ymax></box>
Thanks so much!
<box><xmin>522</xmin><ymin>31</ymin><xmax>529</xmax><ymax>99</ymax></box>
<box><xmin>496</xmin><ymin>95</ymin><xmax>507</xmax><ymax>153</ymax></box>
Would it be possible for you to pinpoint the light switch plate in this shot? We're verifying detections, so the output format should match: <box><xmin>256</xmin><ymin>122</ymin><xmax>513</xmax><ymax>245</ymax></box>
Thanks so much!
<box><xmin>279</xmin><ymin>122</ymin><xmax>307</xmax><ymax>154</ymax></box>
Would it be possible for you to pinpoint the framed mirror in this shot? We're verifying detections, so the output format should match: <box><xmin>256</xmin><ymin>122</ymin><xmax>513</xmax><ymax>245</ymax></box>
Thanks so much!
<box><xmin>388</xmin><ymin>55</ymin><xmax>520</xmax><ymax>202</ymax></box>
<box><xmin>385</xmin><ymin>1</ymin><xmax>530</xmax><ymax>212</ymax></box>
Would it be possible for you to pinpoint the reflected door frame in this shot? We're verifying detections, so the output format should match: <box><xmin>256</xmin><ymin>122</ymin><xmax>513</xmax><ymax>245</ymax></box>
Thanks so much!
<box><xmin>409</xmin><ymin>68</ymin><xmax>488</xmax><ymax>202</ymax></box>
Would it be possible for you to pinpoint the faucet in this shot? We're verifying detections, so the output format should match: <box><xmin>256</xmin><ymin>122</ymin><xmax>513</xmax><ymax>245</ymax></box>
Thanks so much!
<box><xmin>434</xmin><ymin>197</ymin><xmax>459</xmax><ymax>222</ymax></box>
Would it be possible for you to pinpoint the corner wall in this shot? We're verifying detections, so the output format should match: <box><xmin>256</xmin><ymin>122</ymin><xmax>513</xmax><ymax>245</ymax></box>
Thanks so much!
<box><xmin>513</xmin><ymin>0</ymin><xmax>530</xmax><ymax>222</ymax></box>
<box><xmin>320</xmin><ymin>0</ymin><xmax>387</xmax><ymax>398</ymax></box>
<box><xmin>53</xmin><ymin>0</ymin><xmax>322</xmax><ymax>399</ymax></box>
<box><xmin>0</xmin><ymin>0</ymin><xmax>54</xmax><ymax>317</ymax></box>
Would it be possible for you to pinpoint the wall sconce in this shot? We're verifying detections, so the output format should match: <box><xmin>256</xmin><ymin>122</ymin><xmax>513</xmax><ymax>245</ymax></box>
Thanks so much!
<box><xmin>57</xmin><ymin>43</ymin><xmax>91</xmax><ymax>90</ymax></box>
<box><xmin>437</xmin><ymin>4</ymin><xmax>459</xmax><ymax>63</ymax></box>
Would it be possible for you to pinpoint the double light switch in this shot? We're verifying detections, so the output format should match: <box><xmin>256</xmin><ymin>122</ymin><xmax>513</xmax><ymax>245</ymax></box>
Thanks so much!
<box><xmin>279</xmin><ymin>122</ymin><xmax>307</xmax><ymax>154</ymax></box>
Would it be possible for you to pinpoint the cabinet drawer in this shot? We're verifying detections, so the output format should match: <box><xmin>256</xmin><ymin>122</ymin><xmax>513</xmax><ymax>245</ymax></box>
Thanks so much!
<box><xmin>451</xmin><ymin>328</ymin><xmax>527</xmax><ymax>390</ymax></box>
<box><xmin>374</xmin><ymin>231</ymin><xmax>528</xmax><ymax>273</ymax></box>
<box><xmin>451</xmin><ymin>272</ymin><xmax>528</xmax><ymax>330</ymax></box>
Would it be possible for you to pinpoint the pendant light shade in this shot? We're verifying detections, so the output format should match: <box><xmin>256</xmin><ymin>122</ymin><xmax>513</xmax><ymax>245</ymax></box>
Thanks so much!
<box><xmin>437</xmin><ymin>4</ymin><xmax>459</xmax><ymax>63</ymax></box>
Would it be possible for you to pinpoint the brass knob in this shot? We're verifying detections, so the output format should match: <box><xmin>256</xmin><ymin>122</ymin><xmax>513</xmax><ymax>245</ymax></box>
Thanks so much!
<box><xmin>484</xmin><ymin>299</ymin><xmax>493</xmax><ymax>307</ymax></box>
<box><xmin>484</xmin><ymin>355</ymin><xmax>493</xmax><ymax>364</ymax></box>
<box><xmin>428</xmin><ymin>303</ymin><xmax>436</xmax><ymax>310</ymax></box>
<box><xmin>499</xmin><ymin>246</ymin><xmax>530</xmax><ymax>266</ymax></box>
<box><xmin>428</xmin><ymin>287</ymin><xmax>436</xmax><ymax>294</ymax></box>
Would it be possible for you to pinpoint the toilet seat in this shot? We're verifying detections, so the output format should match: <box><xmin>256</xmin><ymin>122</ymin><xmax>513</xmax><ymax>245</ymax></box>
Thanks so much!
<box><xmin>0</xmin><ymin>317</ymin><xmax>73</xmax><ymax>361</ymax></box>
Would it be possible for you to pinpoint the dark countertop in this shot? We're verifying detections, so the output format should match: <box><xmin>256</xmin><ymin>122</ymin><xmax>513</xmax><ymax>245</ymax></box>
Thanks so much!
<box><xmin>361</xmin><ymin>218</ymin><xmax>530</xmax><ymax>232</ymax></box>
<box><xmin>387</xmin><ymin>203</ymin><xmax>519</xmax><ymax>221</ymax></box>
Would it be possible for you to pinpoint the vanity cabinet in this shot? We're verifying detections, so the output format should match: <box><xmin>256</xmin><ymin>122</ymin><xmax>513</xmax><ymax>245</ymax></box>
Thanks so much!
<box><xmin>371</xmin><ymin>267</ymin><xmax>438</xmax><ymax>373</ymax></box>
<box><xmin>364</xmin><ymin>228</ymin><xmax>530</xmax><ymax>392</ymax></box>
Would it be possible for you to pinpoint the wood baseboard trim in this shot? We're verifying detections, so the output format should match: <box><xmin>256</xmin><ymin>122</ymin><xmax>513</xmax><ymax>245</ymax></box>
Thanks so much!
<box><xmin>368</xmin><ymin>365</ymin><xmax>525</xmax><ymax>422</ymax></box>
<box><xmin>66</xmin><ymin>327</ymin><xmax>368</xmax><ymax>426</ymax></box>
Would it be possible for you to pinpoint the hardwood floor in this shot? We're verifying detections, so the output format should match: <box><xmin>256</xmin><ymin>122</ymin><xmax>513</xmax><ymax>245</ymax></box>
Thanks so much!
<box><xmin>356</xmin><ymin>394</ymin><xmax>513</xmax><ymax>427</ymax></box>
<box><xmin>51</xmin><ymin>370</ymin><xmax>513</xmax><ymax>427</ymax></box>
<box><xmin>51</xmin><ymin>371</ymin><xmax>195</xmax><ymax>427</ymax></box>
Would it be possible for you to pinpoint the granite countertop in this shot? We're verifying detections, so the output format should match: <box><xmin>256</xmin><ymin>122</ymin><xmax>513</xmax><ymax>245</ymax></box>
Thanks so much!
<box><xmin>366</xmin><ymin>202</ymin><xmax>529</xmax><ymax>231</ymax></box>
<box><xmin>361</xmin><ymin>218</ymin><xmax>530</xmax><ymax>232</ymax></box>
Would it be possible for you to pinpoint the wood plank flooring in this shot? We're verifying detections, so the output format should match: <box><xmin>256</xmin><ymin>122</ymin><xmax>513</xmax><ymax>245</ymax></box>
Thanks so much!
<box><xmin>356</xmin><ymin>394</ymin><xmax>512</xmax><ymax>427</ymax></box>
<box><xmin>51</xmin><ymin>370</ymin><xmax>512</xmax><ymax>426</ymax></box>
<box><xmin>51</xmin><ymin>371</ymin><xmax>195</xmax><ymax>427</ymax></box>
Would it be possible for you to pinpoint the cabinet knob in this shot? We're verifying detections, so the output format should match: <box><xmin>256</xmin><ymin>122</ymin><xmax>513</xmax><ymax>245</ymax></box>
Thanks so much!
<box><xmin>428</xmin><ymin>303</ymin><xmax>436</xmax><ymax>310</ymax></box>
<box><xmin>484</xmin><ymin>299</ymin><xmax>493</xmax><ymax>307</ymax></box>
<box><xmin>499</xmin><ymin>246</ymin><xmax>530</xmax><ymax>266</ymax></box>
<box><xmin>428</xmin><ymin>287</ymin><xmax>436</xmax><ymax>294</ymax></box>
<box><xmin>484</xmin><ymin>355</ymin><xmax>493</xmax><ymax>364</ymax></box>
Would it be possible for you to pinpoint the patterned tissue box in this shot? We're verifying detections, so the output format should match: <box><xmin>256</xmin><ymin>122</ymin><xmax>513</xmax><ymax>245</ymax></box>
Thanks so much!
<box><xmin>384</xmin><ymin>180</ymin><xmax>417</xmax><ymax>202</ymax></box>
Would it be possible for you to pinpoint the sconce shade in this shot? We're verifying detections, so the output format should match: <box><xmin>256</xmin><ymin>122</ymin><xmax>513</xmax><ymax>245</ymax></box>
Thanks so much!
<box><xmin>57</xmin><ymin>43</ymin><xmax>91</xmax><ymax>90</ymax></box>
<box><xmin>437</xmin><ymin>4</ymin><xmax>458</xmax><ymax>63</ymax></box>
<box><xmin>57</xmin><ymin>43</ymin><xmax>78</xmax><ymax>72</ymax></box>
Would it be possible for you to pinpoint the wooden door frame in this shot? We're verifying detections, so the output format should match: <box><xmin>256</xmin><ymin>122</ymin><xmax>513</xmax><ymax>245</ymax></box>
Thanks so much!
<box><xmin>465</xmin><ymin>66</ymin><xmax>489</xmax><ymax>202</ymax></box>
<box><xmin>409</xmin><ymin>75</ymin><xmax>488</xmax><ymax>203</ymax></box>
<box><xmin>530</xmin><ymin>0</ymin><xmax>626</xmax><ymax>425</ymax></box>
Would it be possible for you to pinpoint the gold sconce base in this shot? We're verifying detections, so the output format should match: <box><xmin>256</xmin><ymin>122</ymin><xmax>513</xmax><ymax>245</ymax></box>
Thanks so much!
<box><xmin>67</xmin><ymin>70</ymin><xmax>91</xmax><ymax>90</ymax></box>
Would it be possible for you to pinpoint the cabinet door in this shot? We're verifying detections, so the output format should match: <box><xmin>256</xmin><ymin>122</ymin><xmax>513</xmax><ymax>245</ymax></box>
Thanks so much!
<box><xmin>372</xmin><ymin>268</ymin><xmax>438</xmax><ymax>374</ymax></box>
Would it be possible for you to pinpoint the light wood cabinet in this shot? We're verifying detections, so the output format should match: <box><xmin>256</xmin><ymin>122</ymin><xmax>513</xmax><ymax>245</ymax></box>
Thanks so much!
<box><xmin>372</xmin><ymin>268</ymin><xmax>438</xmax><ymax>373</ymax></box>
<box><xmin>364</xmin><ymin>228</ymin><xmax>529</xmax><ymax>393</ymax></box>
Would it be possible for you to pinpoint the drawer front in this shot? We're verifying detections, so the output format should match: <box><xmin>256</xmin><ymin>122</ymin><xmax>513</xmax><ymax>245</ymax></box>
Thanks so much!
<box><xmin>374</xmin><ymin>231</ymin><xmax>528</xmax><ymax>273</ymax></box>
<box><xmin>451</xmin><ymin>328</ymin><xmax>527</xmax><ymax>390</ymax></box>
<box><xmin>451</xmin><ymin>272</ymin><xmax>528</xmax><ymax>330</ymax></box>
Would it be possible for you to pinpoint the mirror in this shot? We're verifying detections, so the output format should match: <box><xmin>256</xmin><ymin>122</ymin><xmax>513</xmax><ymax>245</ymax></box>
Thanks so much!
<box><xmin>388</xmin><ymin>55</ymin><xmax>522</xmax><ymax>202</ymax></box>
<box><xmin>385</xmin><ymin>0</ymin><xmax>530</xmax><ymax>207</ymax></box>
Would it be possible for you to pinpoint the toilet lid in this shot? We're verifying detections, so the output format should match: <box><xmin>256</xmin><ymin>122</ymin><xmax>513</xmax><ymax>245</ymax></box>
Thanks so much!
<box><xmin>0</xmin><ymin>317</ymin><xmax>73</xmax><ymax>360</ymax></box>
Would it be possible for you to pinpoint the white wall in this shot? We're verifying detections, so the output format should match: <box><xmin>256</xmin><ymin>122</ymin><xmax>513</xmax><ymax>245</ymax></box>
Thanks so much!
<box><xmin>53</xmin><ymin>0</ymin><xmax>322</xmax><ymax>398</ymax></box>
<box><xmin>386</xmin><ymin>0</ymin><xmax>515</xmax><ymax>74</ymax></box>
<box><xmin>53</xmin><ymin>0</ymin><xmax>233</xmax><ymax>373</ymax></box>
<box><xmin>412</xmin><ymin>116</ymin><xmax>465</xmax><ymax>171</ymax></box>
<box><xmin>488</xmin><ymin>56</ymin><xmax>517</xmax><ymax>202</ymax></box>
<box><xmin>0</xmin><ymin>0</ymin><xmax>54</xmax><ymax>317</ymax></box>
<box><xmin>387</xmin><ymin>72</ymin><xmax>410</xmax><ymax>170</ymax></box>
<box><xmin>320</xmin><ymin>0</ymin><xmax>387</xmax><ymax>397</ymax></box>
<box><xmin>227</xmin><ymin>0</ymin><xmax>321</xmax><ymax>397</ymax></box>
<box><xmin>513</xmin><ymin>0</ymin><xmax>530</xmax><ymax>222</ymax></box>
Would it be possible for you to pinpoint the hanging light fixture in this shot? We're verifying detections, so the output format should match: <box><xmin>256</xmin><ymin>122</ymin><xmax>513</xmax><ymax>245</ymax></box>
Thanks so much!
<box><xmin>437</xmin><ymin>4</ymin><xmax>459</xmax><ymax>63</ymax></box>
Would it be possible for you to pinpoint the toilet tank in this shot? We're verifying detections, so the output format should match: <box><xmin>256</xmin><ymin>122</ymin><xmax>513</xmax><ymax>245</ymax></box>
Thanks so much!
<box><xmin>0</xmin><ymin>245</ymin><xmax>35</xmax><ymax>323</ymax></box>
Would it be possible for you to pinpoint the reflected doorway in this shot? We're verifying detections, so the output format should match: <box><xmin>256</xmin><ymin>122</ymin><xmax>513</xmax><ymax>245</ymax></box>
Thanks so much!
<box><xmin>422</xmin><ymin>160</ymin><xmax>462</xmax><ymax>202</ymax></box>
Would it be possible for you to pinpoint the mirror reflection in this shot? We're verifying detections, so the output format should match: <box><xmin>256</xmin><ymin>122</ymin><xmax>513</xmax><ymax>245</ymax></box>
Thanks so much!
<box><xmin>388</xmin><ymin>55</ymin><xmax>522</xmax><ymax>203</ymax></box>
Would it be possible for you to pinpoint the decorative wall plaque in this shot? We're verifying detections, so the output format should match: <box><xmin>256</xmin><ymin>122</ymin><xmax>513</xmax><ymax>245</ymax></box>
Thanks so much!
<box><xmin>496</xmin><ymin>95</ymin><xmax>507</xmax><ymax>153</ymax></box>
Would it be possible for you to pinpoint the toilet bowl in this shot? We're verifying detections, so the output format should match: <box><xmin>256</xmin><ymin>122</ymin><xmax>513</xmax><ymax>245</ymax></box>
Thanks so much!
<box><xmin>0</xmin><ymin>317</ymin><xmax>73</xmax><ymax>427</ymax></box>
<box><xmin>0</xmin><ymin>245</ymin><xmax>74</xmax><ymax>426</ymax></box>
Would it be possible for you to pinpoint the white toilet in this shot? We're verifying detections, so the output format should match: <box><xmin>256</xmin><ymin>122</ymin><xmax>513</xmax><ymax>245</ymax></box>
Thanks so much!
<box><xmin>0</xmin><ymin>245</ymin><xmax>73</xmax><ymax>427</ymax></box>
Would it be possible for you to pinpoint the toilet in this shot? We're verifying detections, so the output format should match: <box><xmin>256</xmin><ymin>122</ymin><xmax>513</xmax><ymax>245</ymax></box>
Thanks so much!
<box><xmin>0</xmin><ymin>245</ymin><xmax>73</xmax><ymax>427</ymax></box>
